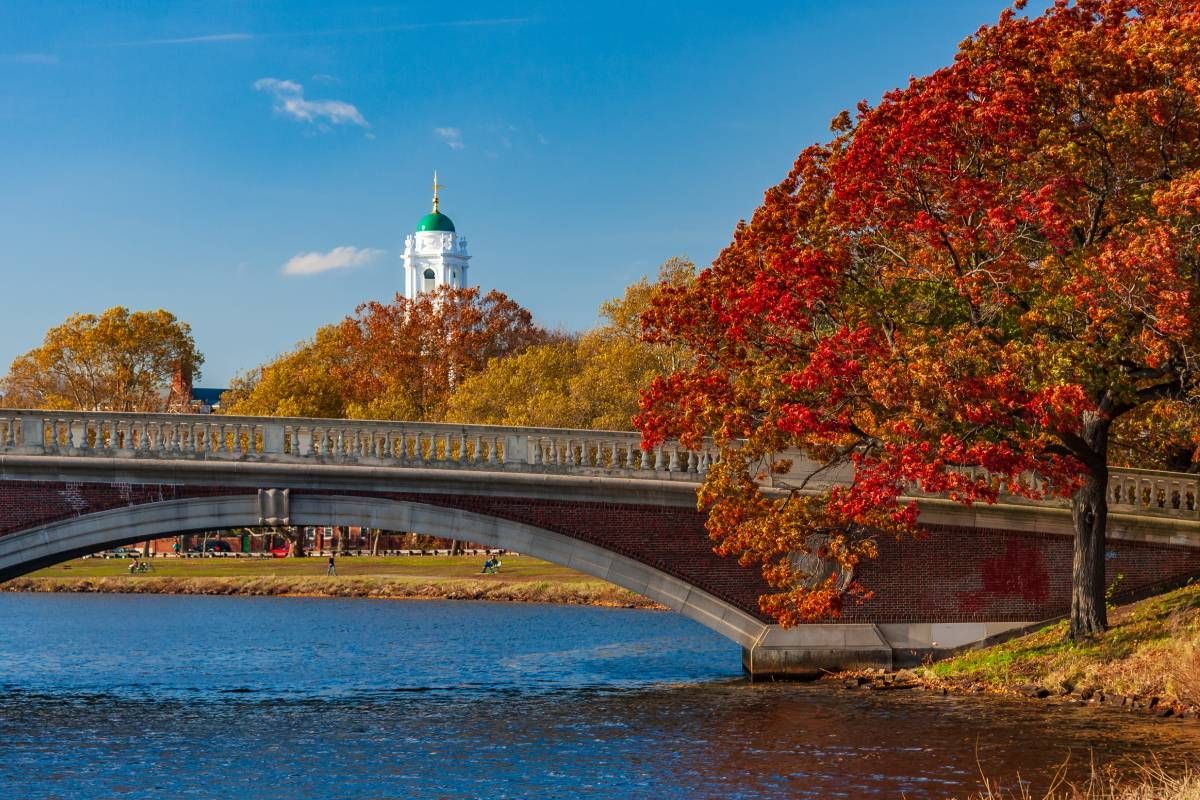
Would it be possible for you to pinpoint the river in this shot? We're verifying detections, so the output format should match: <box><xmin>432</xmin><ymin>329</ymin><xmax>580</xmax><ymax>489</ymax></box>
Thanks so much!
<box><xmin>0</xmin><ymin>593</ymin><xmax>1195</xmax><ymax>799</ymax></box>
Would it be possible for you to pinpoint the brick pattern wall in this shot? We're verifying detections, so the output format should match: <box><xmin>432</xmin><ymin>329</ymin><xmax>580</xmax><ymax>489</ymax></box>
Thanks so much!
<box><xmin>0</xmin><ymin>480</ymin><xmax>254</xmax><ymax>537</ymax></box>
<box><xmin>3</xmin><ymin>478</ymin><xmax>1200</xmax><ymax>625</ymax></box>
<box><xmin>843</xmin><ymin>524</ymin><xmax>1200</xmax><ymax>623</ymax></box>
<box><xmin>373</xmin><ymin>491</ymin><xmax>774</xmax><ymax>620</ymax></box>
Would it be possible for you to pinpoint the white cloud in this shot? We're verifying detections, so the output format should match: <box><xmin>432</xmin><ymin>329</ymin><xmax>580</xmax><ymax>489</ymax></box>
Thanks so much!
<box><xmin>282</xmin><ymin>246</ymin><xmax>383</xmax><ymax>276</ymax></box>
<box><xmin>254</xmin><ymin>78</ymin><xmax>369</xmax><ymax>129</ymax></box>
<box><xmin>104</xmin><ymin>19</ymin><xmax>533</xmax><ymax>48</ymax></box>
<box><xmin>435</xmin><ymin>126</ymin><xmax>464</xmax><ymax>150</ymax></box>
<box><xmin>110</xmin><ymin>32</ymin><xmax>253</xmax><ymax>46</ymax></box>
<box><xmin>1</xmin><ymin>53</ymin><xmax>58</xmax><ymax>64</ymax></box>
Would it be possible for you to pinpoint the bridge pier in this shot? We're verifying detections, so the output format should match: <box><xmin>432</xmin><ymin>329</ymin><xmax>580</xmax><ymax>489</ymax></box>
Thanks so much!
<box><xmin>742</xmin><ymin>624</ymin><xmax>893</xmax><ymax>679</ymax></box>
<box><xmin>741</xmin><ymin>620</ymin><xmax>1042</xmax><ymax>679</ymax></box>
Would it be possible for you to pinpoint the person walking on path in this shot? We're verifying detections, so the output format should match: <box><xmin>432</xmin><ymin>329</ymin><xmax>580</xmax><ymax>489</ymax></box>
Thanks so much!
<box><xmin>326</xmin><ymin>554</ymin><xmax>336</xmax><ymax>576</ymax></box>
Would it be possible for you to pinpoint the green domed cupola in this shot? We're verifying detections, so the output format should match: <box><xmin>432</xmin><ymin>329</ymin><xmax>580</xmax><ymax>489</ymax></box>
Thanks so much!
<box><xmin>416</xmin><ymin>170</ymin><xmax>455</xmax><ymax>231</ymax></box>
<box><xmin>417</xmin><ymin>211</ymin><xmax>455</xmax><ymax>232</ymax></box>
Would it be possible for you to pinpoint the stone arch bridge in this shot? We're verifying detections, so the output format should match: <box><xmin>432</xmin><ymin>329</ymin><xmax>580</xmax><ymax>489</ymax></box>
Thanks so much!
<box><xmin>1</xmin><ymin>410</ymin><xmax>1198</xmax><ymax>678</ymax></box>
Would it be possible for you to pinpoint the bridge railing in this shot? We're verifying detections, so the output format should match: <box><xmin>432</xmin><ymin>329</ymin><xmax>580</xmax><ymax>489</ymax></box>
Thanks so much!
<box><xmin>903</xmin><ymin>464</ymin><xmax>1200</xmax><ymax>521</ymax></box>
<box><xmin>0</xmin><ymin>410</ymin><xmax>723</xmax><ymax>482</ymax></box>
<box><xmin>1</xmin><ymin>410</ymin><xmax>1196</xmax><ymax>519</ymax></box>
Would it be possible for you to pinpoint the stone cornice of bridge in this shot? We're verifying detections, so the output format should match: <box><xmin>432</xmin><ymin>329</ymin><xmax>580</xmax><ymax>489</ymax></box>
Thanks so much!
<box><xmin>0</xmin><ymin>454</ymin><xmax>703</xmax><ymax>509</ymax></box>
<box><xmin>2</xmin><ymin>453</ymin><xmax>1197</xmax><ymax>549</ymax></box>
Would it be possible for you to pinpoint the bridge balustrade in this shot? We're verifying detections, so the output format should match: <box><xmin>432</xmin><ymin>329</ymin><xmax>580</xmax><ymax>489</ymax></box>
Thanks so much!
<box><xmin>2</xmin><ymin>410</ymin><xmax>1198</xmax><ymax>519</ymax></box>
<box><xmin>0</xmin><ymin>411</ymin><xmax>718</xmax><ymax>483</ymax></box>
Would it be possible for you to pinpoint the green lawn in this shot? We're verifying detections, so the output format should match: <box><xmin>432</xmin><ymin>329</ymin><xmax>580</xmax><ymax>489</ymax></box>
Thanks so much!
<box><xmin>31</xmin><ymin>554</ymin><xmax>592</xmax><ymax>583</ymax></box>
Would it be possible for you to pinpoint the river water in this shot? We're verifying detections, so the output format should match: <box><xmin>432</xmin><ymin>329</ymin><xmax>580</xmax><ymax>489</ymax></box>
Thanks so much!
<box><xmin>0</xmin><ymin>594</ymin><xmax>1196</xmax><ymax>799</ymax></box>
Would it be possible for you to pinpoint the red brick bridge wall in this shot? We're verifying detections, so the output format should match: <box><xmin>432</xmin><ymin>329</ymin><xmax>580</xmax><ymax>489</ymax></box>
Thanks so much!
<box><xmin>3</xmin><ymin>479</ymin><xmax>1200</xmax><ymax>625</ymax></box>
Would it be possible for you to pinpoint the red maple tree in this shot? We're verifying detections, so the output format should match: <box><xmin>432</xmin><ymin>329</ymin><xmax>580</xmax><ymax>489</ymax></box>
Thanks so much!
<box><xmin>638</xmin><ymin>0</ymin><xmax>1200</xmax><ymax>638</ymax></box>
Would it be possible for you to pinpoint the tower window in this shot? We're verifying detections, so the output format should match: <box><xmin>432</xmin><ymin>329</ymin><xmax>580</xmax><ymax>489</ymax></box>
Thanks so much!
<box><xmin>423</xmin><ymin>268</ymin><xmax>436</xmax><ymax>292</ymax></box>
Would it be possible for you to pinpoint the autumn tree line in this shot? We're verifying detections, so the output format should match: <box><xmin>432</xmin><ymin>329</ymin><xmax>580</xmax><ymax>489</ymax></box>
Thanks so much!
<box><xmin>0</xmin><ymin>257</ymin><xmax>696</xmax><ymax>433</ymax></box>
<box><xmin>3</xmin><ymin>1</ymin><xmax>1200</xmax><ymax>640</ymax></box>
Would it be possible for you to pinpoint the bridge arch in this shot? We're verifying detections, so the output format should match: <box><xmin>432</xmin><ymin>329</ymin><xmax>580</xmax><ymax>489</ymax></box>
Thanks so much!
<box><xmin>0</xmin><ymin>494</ymin><xmax>768</xmax><ymax>650</ymax></box>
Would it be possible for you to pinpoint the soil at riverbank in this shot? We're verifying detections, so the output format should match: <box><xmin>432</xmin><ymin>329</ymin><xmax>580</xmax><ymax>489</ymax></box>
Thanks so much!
<box><xmin>0</xmin><ymin>555</ymin><xmax>665</xmax><ymax>610</ymax></box>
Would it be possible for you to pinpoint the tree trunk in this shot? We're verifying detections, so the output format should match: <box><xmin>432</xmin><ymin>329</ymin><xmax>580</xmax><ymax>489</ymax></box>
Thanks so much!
<box><xmin>1069</xmin><ymin>422</ymin><xmax>1110</xmax><ymax>640</ymax></box>
<box><xmin>290</xmin><ymin>526</ymin><xmax>307</xmax><ymax>558</ymax></box>
<box><xmin>370</xmin><ymin>529</ymin><xmax>381</xmax><ymax>557</ymax></box>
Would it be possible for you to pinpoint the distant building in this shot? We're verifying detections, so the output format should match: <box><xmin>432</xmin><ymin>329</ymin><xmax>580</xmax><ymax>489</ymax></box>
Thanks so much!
<box><xmin>166</xmin><ymin>362</ymin><xmax>226</xmax><ymax>414</ymax></box>
<box><xmin>401</xmin><ymin>171</ymin><xmax>472</xmax><ymax>299</ymax></box>
<box><xmin>189</xmin><ymin>387</ymin><xmax>225</xmax><ymax>414</ymax></box>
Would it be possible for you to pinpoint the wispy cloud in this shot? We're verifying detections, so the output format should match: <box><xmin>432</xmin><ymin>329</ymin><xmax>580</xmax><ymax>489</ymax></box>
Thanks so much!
<box><xmin>108</xmin><ymin>32</ymin><xmax>253</xmax><ymax>47</ymax></box>
<box><xmin>1</xmin><ymin>53</ymin><xmax>59</xmax><ymax>65</ymax></box>
<box><xmin>434</xmin><ymin>127</ymin><xmax>465</xmax><ymax>150</ymax></box>
<box><xmin>254</xmin><ymin>78</ymin><xmax>368</xmax><ymax>129</ymax></box>
<box><xmin>101</xmin><ymin>18</ymin><xmax>533</xmax><ymax>48</ymax></box>
<box><xmin>282</xmin><ymin>246</ymin><xmax>383</xmax><ymax>276</ymax></box>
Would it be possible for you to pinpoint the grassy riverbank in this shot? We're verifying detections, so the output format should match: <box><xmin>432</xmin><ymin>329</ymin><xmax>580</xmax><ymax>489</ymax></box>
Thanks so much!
<box><xmin>919</xmin><ymin>581</ymin><xmax>1200</xmax><ymax>712</ymax></box>
<box><xmin>1</xmin><ymin>555</ymin><xmax>663</xmax><ymax>609</ymax></box>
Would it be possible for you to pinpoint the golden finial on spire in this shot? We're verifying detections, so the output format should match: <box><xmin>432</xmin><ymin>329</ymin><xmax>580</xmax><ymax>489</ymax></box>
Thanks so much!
<box><xmin>432</xmin><ymin>170</ymin><xmax>445</xmax><ymax>213</ymax></box>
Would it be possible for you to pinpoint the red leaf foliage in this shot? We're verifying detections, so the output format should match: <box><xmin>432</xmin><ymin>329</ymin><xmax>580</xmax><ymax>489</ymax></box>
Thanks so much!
<box><xmin>638</xmin><ymin>0</ymin><xmax>1200</xmax><ymax>626</ymax></box>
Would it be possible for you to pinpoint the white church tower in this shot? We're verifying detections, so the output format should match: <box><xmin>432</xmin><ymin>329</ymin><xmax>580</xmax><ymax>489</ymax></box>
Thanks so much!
<box><xmin>402</xmin><ymin>172</ymin><xmax>471</xmax><ymax>300</ymax></box>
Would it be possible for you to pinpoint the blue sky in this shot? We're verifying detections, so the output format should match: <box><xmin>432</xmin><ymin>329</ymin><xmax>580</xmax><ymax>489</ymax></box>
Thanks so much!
<box><xmin>1</xmin><ymin>0</ymin><xmax>1023</xmax><ymax>385</ymax></box>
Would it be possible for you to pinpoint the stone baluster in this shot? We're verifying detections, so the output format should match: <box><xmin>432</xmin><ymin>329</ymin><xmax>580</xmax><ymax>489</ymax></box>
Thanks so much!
<box><xmin>44</xmin><ymin>419</ymin><xmax>58</xmax><ymax>453</ymax></box>
<box><xmin>489</xmin><ymin>437</ymin><xmax>501</xmax><ymax>465</ymax></box>
<box><xmin>688</xmin><ymin>450</ymin><xmax>699</xmax><ymax>474</ymax></box>
<box><xmin>654</xmin><ymin>447</ymin><xmax>665</xmax><ymax>472</ymax></box>
<box><xmin>122</xmin><ymin>419</ymin><xmax>132</xmax><ymax>452</ymax></box>
<box><xmin>667</xmin><ymin>448</ymin><xmax>680</xmax><ymax>473</ymax></box>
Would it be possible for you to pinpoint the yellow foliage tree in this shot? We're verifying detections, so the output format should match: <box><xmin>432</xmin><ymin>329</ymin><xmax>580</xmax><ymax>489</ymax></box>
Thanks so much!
<box><xmin>219</xmin><ymin>326</ymin><xmax>347</xmax><ymax>418</ymax></box>
<box><xmin>221</xmin><ymin>287</ymin><xmax>550</xmax><ymax>421</ymax></box>
<box><xmin>1</xmin><ymin>307</ymin><xmax>203</xmax><ymax>412</ymax></box>
<box><xmin>443</xmin><ymin>257</ymin><xmax>695</xmax><ymax>429</ymax></box>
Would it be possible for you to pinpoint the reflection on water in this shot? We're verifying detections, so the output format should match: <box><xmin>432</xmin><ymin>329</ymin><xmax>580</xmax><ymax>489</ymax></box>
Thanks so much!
<box><xmin>0</xmin><ymin>593</ymin><xmax>1195</xmax><ymax>799</ymax></box>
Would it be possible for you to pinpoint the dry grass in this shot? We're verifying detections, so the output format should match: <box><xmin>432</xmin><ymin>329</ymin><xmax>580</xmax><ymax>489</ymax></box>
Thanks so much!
<box><xmin>922</xmin><ymin>581</ymin><xmax>1200</xmax><ymax>706</ymax></box>
<box><xmin>962</xmin><ymin>763</ymin><xmax>1200</xmax><ymax>799</ymax></box>
<box><xmin>0</xmin><ymin>574</ymin><xmax>665</xmax><ymax>609</ymax></box>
